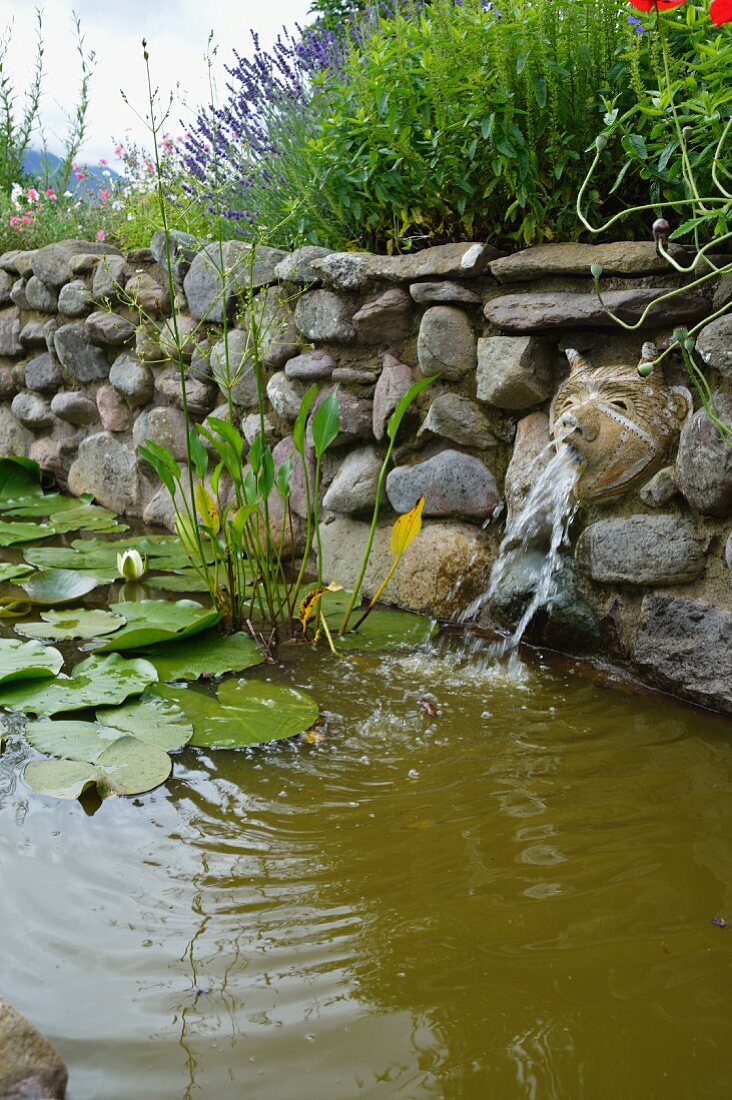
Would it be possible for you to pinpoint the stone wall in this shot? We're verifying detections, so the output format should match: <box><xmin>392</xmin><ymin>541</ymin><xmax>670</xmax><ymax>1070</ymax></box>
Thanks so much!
<box><xmin>1</xmin><ymin>234</ymin><xmax>731</xmax><ymax>714</ymax></box>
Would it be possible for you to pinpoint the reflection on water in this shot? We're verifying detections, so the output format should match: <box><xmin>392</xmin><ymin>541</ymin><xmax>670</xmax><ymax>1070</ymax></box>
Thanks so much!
<box><xmin>1</xmin><ymin>641</ymin><xmax>732</xmax><ymax>1099</ymax></box>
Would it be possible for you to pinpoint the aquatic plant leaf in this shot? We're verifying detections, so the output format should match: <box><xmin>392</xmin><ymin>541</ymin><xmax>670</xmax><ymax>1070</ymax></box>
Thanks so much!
<box><xmin>0</xmin><ymin>654</ymin><xmax>158</xmax><ymax>715</ymax></box>
<box><xmin>97</xmin><ymin>694</ymin><xmax>193</xmax><ymax>751</ymax></box>
<box><xmin>0</xmin><ymin>598</ymin><xmax>31</xmax><ymax>619</ymax></box>
<box><xmin>390</xmin><ymin>496</ymin><xmax>425</xmax><ymax>557</ymax></box>
<box><xmin>3</xmin><ymin>493</ymin><xmax>100</xmax><ymax>518</ymax></box>
<box><xmin>0</xmin><ymin>638</ymin><xmax>63</xmax><ymax>684</ymax></box>
<box><xmin>23</xmin><ymin>758</ymin><xmax>99</xmax><ymax>800</ymax></box>
<box><xmin>20</xmin><ymin>569</ymin><xmax>101</xmax><ymax>605</ymax></box>
<box><xmin>0</xmin><ymin>457</ymin><xmax>42</xmax><ymax>501</ymax></box>
<box><xmin>145</xmin><ymin>572</ymin><xmax>211</xmax><ymax>593</ymax></box>
<box><xmin>97</xmin><ymin>599</ymin><xmax>220</xmax><ymax>652</ymax></box>
<box><xmin>94</xmin><ymin>736</ymin><xmax>172</xmax><ymax>797</ymax></box>
<box><xmin>0</xmin><ymin>563</ymin><xmax>34</xmax><ymax>584</ymax></box>
<box><xmin>24</xmin><ymin>719</ymin><xmax>124</xmax><ymax>762</ymax></box>
<box><xmin>25</xmin><ymin>534</ymin><xmax>210</xmax><ymax>574</ymax></box>
<box><xmin>0</xmin><ymin>507</ymin><xmax>124</xmax><ymax>545</ymax></box>
<box><xmin>314</xmin><ymin>587</ymin><xmax>438</xmax><ymax>651</ymax></box>
<box><xmin>16</xmin><ymin>609</ymin><xmax>125</xmax><ymax>641</ymax></box>
<box><xmin>146</xmin><ymin>632</ymin><xmax>265</xmax><ymax>682</ymax></box>
<box><xmin>23</xmin><ymin>737</ymin><xmax>171</xmax><ymax>800</ymax></box>
<box><xmin>0</xmin><ymin>520</ymin><xmax>56</xmax><ymax>546</ymax></box>
<box><xmin>155</xmin><ymin>681</ymin><xmax>318</xmax><ymax>749</ymax></box>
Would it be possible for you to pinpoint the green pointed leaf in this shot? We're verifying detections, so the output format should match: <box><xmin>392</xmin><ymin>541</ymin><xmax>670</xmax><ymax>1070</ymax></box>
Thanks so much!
<box><xmin>23</xmin><ymin>758</ymin><xmax>100</xmax><ymax>800</ymax></box>
<box><xmin>97</xmin><ymin>599</ymin><xmax>221</xmax><ymax>652</ymax></box>
<box><xmin>95</xmin><ymin>736</ymin><xmax>172</xmax><ymax>797</ymax></box>
<box><xmin>0</xmin><ymin>654</ymin><xmax>158</xmax><ymax>715</ymax></box>
<box><xmin>16</xmin><ymin>609</ymin><xmax>125</xmax><ymax>641</ymax></box>
<box><xmin>20</xmin><ymin>569</ymin><xmax>101</xmax><ymax>605</ymax></box>
<box><xmin>0</xmin><ymin>563</ymin><xmax>34</xmax><ymax>584</ymax></box>
<box><xmin>0</xmin><ymin>457</ymin><xmax>42</xmax><ymax>501</ymax></box>
<box><xmin>147</xmin><ymin>632</ymin><xmax>265</xmax><ymax>682</ymax></box>
<box><xmin>97</xmin><ymin>694</ymin><xmax>193</xmax><ymax>751</ymax></box>
<box><xmin>387</xmin><ymin>376</ymin><xmax>437</xmax><ymax>443</ymax></box>
<box><xmin>24</xmin><ymin>719</ymin><xmax>124</xmax><ymax>762</ymax></box>
<box><xmin>311</xmin><ymin>390</ymin><xmax>341</xmax><ymax>458</ymax></box>
<box><xmin>0</xmin><ymin>638</ymin><xmax>63</xmax><ymax>683</ymax></box>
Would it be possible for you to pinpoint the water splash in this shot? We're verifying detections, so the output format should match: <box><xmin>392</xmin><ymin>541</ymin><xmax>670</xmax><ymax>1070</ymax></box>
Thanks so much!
<box><xmin>463</xmin><ymin>443</ymin><xmax>580</xmax><ymax>663</ymax></box>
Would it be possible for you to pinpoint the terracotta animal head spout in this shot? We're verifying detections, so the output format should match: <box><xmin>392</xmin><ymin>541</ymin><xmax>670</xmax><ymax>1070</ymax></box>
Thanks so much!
<box><xmin>549</xmin><ymin>343</ymin><xmax>692</xmax><ymax>501</ymax></box>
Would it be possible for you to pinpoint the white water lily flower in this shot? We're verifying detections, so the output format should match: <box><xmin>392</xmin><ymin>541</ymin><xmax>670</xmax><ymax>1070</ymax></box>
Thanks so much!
<box><xmin>117</xmin><ymin>548</ymin><xmax>147</xmax><ymax>580</ymax></box>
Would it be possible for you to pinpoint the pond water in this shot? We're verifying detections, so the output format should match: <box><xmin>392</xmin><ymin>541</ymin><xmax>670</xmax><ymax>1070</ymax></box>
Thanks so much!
<box><xmin>2</xmin><ymin>636</ymin><xmax>732</xmax><ymax>1099</ymax></box>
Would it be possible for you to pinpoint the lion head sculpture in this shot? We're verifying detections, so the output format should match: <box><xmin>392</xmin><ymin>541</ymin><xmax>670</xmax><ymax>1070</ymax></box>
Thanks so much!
<box><xmin>549</xmin><ymin>343</ymin><xmax>692</xmax><ymax>501</ymax></box>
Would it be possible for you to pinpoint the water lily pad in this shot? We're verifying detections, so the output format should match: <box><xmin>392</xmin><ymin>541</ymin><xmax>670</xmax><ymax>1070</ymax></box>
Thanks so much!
<box><xmin>0</xmin><ymin>520</ymin><xmax>57</xmax><ymax>546</ymax></box>
<box><xmin>316</xmin><ymin>588</ymin><xmax>438</xmax><ymax>651</ymax></box>
<box><xmin>147</xmin><ymin>632</ymin><xmax>264</xmax><ymax>682</ymax></box>
<box><xmin>20</xmin><ymin>569</ymin><xmax>101</xmax><ymax>605</ymax></box>
<box><xmin>24</xmin><ymin>719</ymin><xmax>124</xmax><ymax>762</ymax></box>
<box><xmin>0</xmin><ymin>563</ymin><xmax>34</xmax><ymax>584</ymax></box>
<box><xmin>146</xmin><ymin>572</ymin><xmax>211</xmax><ymax>593</ymax></box>
<box><xmin>97</xmin><ymin>694</ymin><xmax>193</xmax><ymax>751</ymax></box>
<box><xmin>0</xmin><ymin>638</ymin><xmax>63</xmax><ymax>684</ymax></box>
<box><xmin>25</xmin><ymin>535</ymin><xmax>210</xmax><ymax>574</ymax></box>
<box><xmin>157</xmin><ymin>679</ymin><xmax>318</xmax><ymax>749</ymax></box>
<box><xmin>3</xmin><ymin>493</ymin><xmax>101</xmax><ymax>518</ymax></box>
<box><xmin>97</xmin><ymin>600</ymin><xmax>220</xmax><ymax>652</ymax></box>
<box><xmin>23</xmin><ymin>736</ymin><xmax>171</xmax><ymax>800</ymax></box>
<box><xmin>0</xmin><ymin>654</ymin><xmax>158</xmax><ymax>715</ymax></box>
<box><xmin>16</xmin><ymin>609</ymin><xmax>125</xmax><ymax>641</ymax></box>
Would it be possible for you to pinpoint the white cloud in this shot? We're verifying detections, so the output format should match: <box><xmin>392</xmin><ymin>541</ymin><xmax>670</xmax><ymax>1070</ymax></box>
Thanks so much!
<box><xmin>0</xmin><ymin>0</ymin><xmax>312</xmax><ymax>167</ymax></box>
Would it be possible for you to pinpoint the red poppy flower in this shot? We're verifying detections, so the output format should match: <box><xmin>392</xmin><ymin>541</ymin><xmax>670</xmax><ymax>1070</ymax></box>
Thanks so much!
<box><xmin>710</xmin><ymin>0</ymin><xmax>732</xmax><ymax>23</ymax></box>
<box><xmin>627</xmin><ymin>1</ymin><xmax>687</xmax><ymax>9</ymax></box>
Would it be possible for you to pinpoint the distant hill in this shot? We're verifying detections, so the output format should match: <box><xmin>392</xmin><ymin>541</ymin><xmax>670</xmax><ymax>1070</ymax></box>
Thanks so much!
<box><xmin>22</xmin><ymin>149</ymin><xmax>121</xmax><ymax>194</ymax></box>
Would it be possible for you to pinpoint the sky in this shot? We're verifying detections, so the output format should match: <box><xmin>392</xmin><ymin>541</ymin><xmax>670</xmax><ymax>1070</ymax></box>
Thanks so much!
<box><xmin>0</xmin><ymin>0</ymin><xmax>312</xmax><ymax>169</ymax></box>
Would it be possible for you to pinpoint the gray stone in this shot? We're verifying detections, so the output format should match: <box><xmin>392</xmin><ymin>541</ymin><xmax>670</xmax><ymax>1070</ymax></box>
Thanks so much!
<box><xmin>242</xmin><ymin>412</ymin><xmax>277</xmax><ymax>445</ymax></box>
<box><xmin>86</xmin><ymin>311</ymin><xmax>136</xmax><ymax>347</ymax></box>
<box><xmin>417</xmin><ymin>306</ymin><xmax>476</xmax><ymax>380</ymax></box>
<box><xmin>155</xmin><ymin>366</ymin><xmax>217</xmax><ymax>418</ymax></box>
<box><xmin>43</xmin><ymin>318</ymin><xmax>58</xmax><ymax>356</ymax></box>
<box><xmin>0</xmin><ymin>407</ymin><xmax>32</xmax><ymax>456</ymax></box>
<box><xmin>484</xmin><ymin>289</ymin><xmax>711</xmax><ymax>332</ymax></box>
<box><xmin>252</xmin><ymin>286</ymin><xmax>298</xmax><ymax>369</ymax></box>
<box><xmin>150</xmin><ymin>228</ymin><xmax>205</xmax><ymax>288</ymax></box>
<box><xmin>0</xmin><ymin>268</ymin><xmax>12</xmax><ymax>306</ymax></box>
<box><xmin>294</xmin><ymin>289</ymin><xmax>356</xmax><ymax>343</ymax></box>
<box><xmin>266</xmin><ymin>372</ymin><xmax>307</xmax><ymax>421</ymax></box>
<box><xmin>675</xmin><ymin>395</ymin><xmax>732</xmax><ymax>516</ymax></box>
<box><xmin>124</xmin><ymin>271</ymin><xmax>170</xmax><ymax>315</ymax></box>
<box><xmin>20</xmin><ymin>320</ymin><xmax>47</xmax><ymax>346</ymax></box>
<box><xmin>96</xmin><ymin>384</ymin><xmax>131</xmax><ymax>431</ymax></box>
<box><xmin>726</xmin><ymin>531</ymin><xmax>732</xmax><ymax>573</ymax></box>
<box><xmin>54</xmin><ymin>323</ymin><xmax>110</xmax><ymax>382</ymax></box>
<box><xmin>210</xmin><ymin>329</ymin><xmax>259</xmax><ymax>407</ymax></box>
<box><xmin>10</xmin><ymin>278</ymin><xmax>29</xmax><ymax>309</ymax></box>
<box><xmin>352</xmin><ymin>287</ymin><xmax>412</xmax><ymax>345</ymax></box>
<box><xmin>158</xmin><ymin>313</ymin><xmax>199</xmax><ymax>363</ymax></box>
<box><xmin>50</xmin><ymin>391</ymin><xmax>98</xmax><ymax>426</ymax></box>
<box><xmin>713</xmin><ymin>273</ymin><xmax>732</xmax><ymax>312</ymax></box>
<box><xmin>332</xmin><ymin>366</ymin><xmax>378</xmax><ymax>384</ymax></box>
<box><xmin>419</xmin><ymin>393</ymin><xmax>498</xmax><ymax>449</ymax></box>
<box><xmin>33</xmin><ymin>239</ymin><xmax>120</xmax><ymax>288</ymax></box>
<box><xmin>136</xmin><ymin>326</ymin><xmax>164</xmax><ymax>364</ymax></box>
<box><xmin>0</xmin><ymin>307</ymin><xmax>25</xmax><ymax>357</ymax></box>
<box><xmin>308</xmin><ymin>252</ymin><xmax>373</xmax><ymax>291</ymax></box>
<box><xmin>133</xmin><ymin>406</ymin><xmax>188</xmax><ymax>460</ymax></box>
<box><xmin>476</xmin><ymin>335</ymin><xmax>554</xmax><ymax>409</ymax></box>
<box><xmin>24</xmin><ymin>353</ymin><xmax>64</xmax><ymax>393</ymax></box>
<box><xmin>30</xmin><ymin>427</ymin><xmax>84</xmax><ymax>482</ymax></box>
<box><xmin>633</xmin><ymin>594</ymin><xmax>732</xmax><ymax>714</ymax></box>
<box><xmin>68</xmin><ymin>252</ymin><xmax>104</xmax><ymax>276</ymax></box>
<box><xmin>371</xmin><ymin>242</ymin><xmax>495</xmax><ymax>282</ymax></box>
<box><xmin>284</xmin><ymin>350</ymin><xmax>335</xmax><ymax>381</ymax></box>
<box><xmin>92</xmin><ymin>254</ymin><xmax>127</xmax><ymax>303</ymax></box>
<box><xmin>489</xmin><ymin>241</ymin><xmax>691</xmax><ymax>283</ymax></box>
<box><xmin>387</xmin><ymin>449</ymin><xmax>499</xmax><ymax>519</ymax></box>
<box><xmin>320</xmin><ymin>515</ymin><xmax>495</xmax><ymax>618</ymax></box>
<box><xmin>0</xmin><ymin>365</ymin><xmax>18</xmax><ymax>399</ymax></box>
<box><xmin>183</xmin><ymin>241</ymin><xmax>287</xmax><ymax>321</ymax></box>
<box><xmin>323</xmin><ymin>446</ymin><xmax>382</xmax><ymax>514</ymax></box>
<box><xmin>576</xmin><ymin>515</ymin><xmax>705</xmax><ymax>585</ymax></box>
<box><xmin>274</xmin><ymin>246</ymin><xmax>334</xmax><ymax>284</ymax></box>
<box><xmin>11</xmin><ymin>392</ymin><xmax>55</xmax><ymax>430</ymax></box>
<box><xmin>373</xmin><ymin>354</ymin><xmax>413</xmax><ymax>441</ymax></box>
<box><xmin>640</xmin><ymin>466</ymin><xmax>679</xmax><ymax>508</ymax></box>
<box><xmin>3</xmin><ymin>251</ymin><xmax>34</xmax><ymax>277</ymax></box>
<box><xmin>311</xmin><ymin>387</ymin><xmax>373</xmax><ymax>446</ymax></box>
<box><xmin>108</xmin><ymin>353</ymin><xmax>154</xmax><ymax>406</ymax></box>
<box><xmin>409</xmin><ymin>280</ymin><xmax>482</xmax><ymax>305</ymax></box>
<box><xmin>25</xmin><ymin>275</ymin><xmax>58</xmax><ymax>313</ymax></box>
<box><xmin>272</xmin><ymin>434</ymin><xmax>316</xmax><ymax>519</ymax></box>
<box><xmin>68</xmin><ymin>431</ymin><xmax>145</xmax><ymax>513</ymax></box>
<box><xmin>485</xmin><ymin>550</ymin><xmax>601</xmax><ymax>652</ymax></box>
<box><xmin>696</xmin><ymin>315</ymin><xmax>732</xmax><ymax>377</ymax></box>
<box><xmin>0</xmin><ymin>996</ymin><xmax>67</xmax><ymax>1100</ymax></box>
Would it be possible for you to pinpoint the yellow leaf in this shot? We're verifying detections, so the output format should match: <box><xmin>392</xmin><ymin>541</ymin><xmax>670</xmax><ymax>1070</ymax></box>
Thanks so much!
<box><xmin>175</xmin><ymin>512</ymin><xmax>200</xmax><ymax>555</ymax></box>
<box><xmin>298</xmin><ymin>582</ymin><xmax>343</xmax><ymax>639</ymax></box>
<box><xmin>195</xmin><ymin>483</ymin><xmax>220</xmax><ymax>535</ymax></box>
<box><xmin>390</xmin><ymin>495</ymin><xmax>424</xmax><ymax>558</ymax></box>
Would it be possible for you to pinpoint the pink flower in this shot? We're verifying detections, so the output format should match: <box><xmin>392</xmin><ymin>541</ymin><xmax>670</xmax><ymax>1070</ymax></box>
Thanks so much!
<box><xmin>96</xmin><ymin>229</ymin><xmax>106</xmax><ymax>242</ymax></box>
<box><xmin>144</xmin><ymin>158</ymin><xmax>155</xmax><ymax>173</ymax></box>
<box><xmin>99</xmin><ymin>158</ymin><xmax>108</xmax><ymax>166</ymax></box>
<box><xmin>72</xmin><ymin>162</ymin><xmax>80</xmax><ymax>171</ymax></box>
<box><xmin>98</xmin><ymin>188</ymin><xmax>111</xmax><ymax>202</ymax></box>
<box><xmin>21</xmin><ymin>214</ymin><xmax>31</xmax><ymax>225</ymax></box>
<box><xmin>26</xmin><ymin>187</ymin><xmax>39</xmax><ymax>202</ymax></box>
<box><xmin>114</xmin><ymin>144</ymin><xmax>124</xmax><ymax>157</ymax></box>
<box><xmin>74</xmin><ymin>171</ymin><xmax>85</xmax><ymax>181</ymax></box>
<box><xmin>45</xmin><ymin>188</ymin><xmax>57</xmax><ymax>202</ymax></box>
<box><xmin>8</xmin><ymin>216</ymin><xmax>20</xmax><ymax>229</ymax></box>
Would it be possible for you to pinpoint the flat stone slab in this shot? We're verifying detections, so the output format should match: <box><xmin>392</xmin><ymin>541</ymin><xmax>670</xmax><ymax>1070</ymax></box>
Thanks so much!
<box><xmin>311</xmin><ymin>243</ymin><xmax>497</xmax><ymax>290</ymax></box>
<box><xmin>483</xmin><ymin>289</ymin><xmax>710</xmax><ymax>332</ymax></box>
<box><xmin>576</xmin><ymin>515</ymin><xmax>705</xmax><ymax>586</ymax></box>
<box><xmin>489</xmin><ymin>241</ymin><xmax>691</xmax><ymax>283</ymax></box>
<box><xmin>634</xmin><ymin>594</ymin><xmax>732</xmax><ymax>714</ymax></box>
